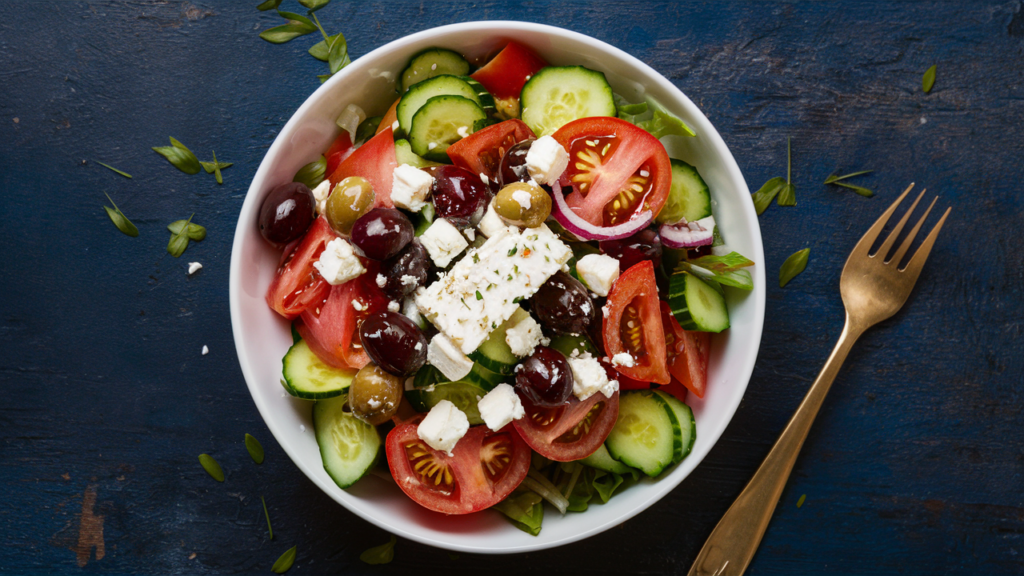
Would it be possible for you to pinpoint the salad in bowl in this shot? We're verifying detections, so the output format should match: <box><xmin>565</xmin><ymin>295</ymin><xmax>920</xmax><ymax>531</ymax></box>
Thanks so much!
<box><xmin>230</xmin><ymin>21</ymin><xmax>764</xmax><ymax>553</ymax></box>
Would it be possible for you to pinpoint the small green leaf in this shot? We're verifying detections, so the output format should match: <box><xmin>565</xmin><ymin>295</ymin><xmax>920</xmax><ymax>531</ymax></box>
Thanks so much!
<box><xmin>153</xmin><ymin>137</ymin><xmax>201</xmax><ymax>174</ymax></box>
<box><xmin>260</xmin><ymin>23</ymin><xmax>315</xmax><ymax>44</ymax></box>
<box><xmin>475</xmin><ymin>290</ymin><xmax>483</xmax><ymax>300</ymax></box>
<box><xmin>198</xmin><ymin>453</ymin><xmax>224</xmax><ymax>482</ymax></box>
<box><xmin>779</xmin><ymin>248</ymin><xmax>810</xmax><ymax>288</ymax></box>
<box><xmin>922</xmin><ymin>64</ymin><xmax>936</xmax><ymax>94</ymax></box>
<box><xmin>824</xmin><ymin>170</ymin><xmax>873</xmax><ymax>184</ymax></box>
<box><xmin>262</xmin><ymin>496</ymin><xmax>274</xmax><ymax>539</ymax></box>
<box><xmin>276</xmin><ymin>10</ymin><xmax>316</xmax><ymax>29</ymax></box>
<box><xmin>308</xmin><ymin>33</ymin><xmax>343</xmax><ymax>61</ymax></box>
<box><xmin>293</xmin><ymin>155</ymin><xmax>327</xmax><ymax>189</ymax></box>
<box><xmin>271</xmin><ymin>546</ymin><xmax>296</xmax><ymax>574</ymax></box>
<box><xmin>328</xmin><ymin>33</ymin><xmax>349</xmax><ymax>74</ymax></box>
<box><xmin>245</xmin><ymin>433</ymin><xmax>265</xmax><ymax>464</ymax></box>
<box><xmin>359</xmin><ymin>535</ymin><xmax>396</xmax><ymax>565</ymax></box>
<box><xmin>797</xmin><ymin>494</ymin><xmax>807</xmax><ymax>508</ymax></box>
<box><xmin>636</xmin><ymin>101</ymin><xmax>695</xmax><ymax>139</ymax></box>
<box><xmin>199</xmin><ymin>160</ymin><xmax>233</xmax><ymax>174</ymax></box>
<box><xmin>677</xmin><ymin>251</ymin><xmax>756</xmax><ymax>291</ymax></box>
<box><xmin>96</xmin><ymin>161</ymin><xmax>132</xmax><ymax>179</ymax></box>
<box><xmin>168</xmin><ymin>214</ymin><xmax>194</xmax><ymax>258</ymax></box>
<box><xmin>833</xmin><ymin>181</ymin><xmax>874</xmax><ymax>197</ymax></box>
<box><xmin>256</xmin><ymin>0</ymin><xmax>282</xmax><ymax>10</ymax></box>
<box><xmin>298</xmin><ymin>0</ymin><xmax>330</xmax><ymax>11</ymax></box>
<box><xmin>751</xmin><ymin>176</ymin><xmax>786</xmax><ymax>215</ymax></box>
<box><xmin>317</xmin><ymin>74</ymin><xmax>333</xmax><ymax>84</ymax></box>
<box><xmin>167</xmin><ymin>220</ymin><xmax>206</xmax><ymax>241</ymax></box>
<box><xmin>776</xmin><ymin>182</ymin><xmax>797</xmax><ymax>206</ymax></box>
<box><xmin>103</xmin><ymin>193</ymin><xmax>139</xmax><ymax>237</ymax></box>
<box><xmin>212</xmin><ymin>150</ymin><xmax>223</xmax><ymax>184</ymax></box>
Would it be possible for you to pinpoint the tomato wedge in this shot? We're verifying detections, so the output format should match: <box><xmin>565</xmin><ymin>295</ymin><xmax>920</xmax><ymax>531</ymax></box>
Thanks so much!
<box><xmin>376</xmin><ymin>98</ymin><xmax>399</xmax><ymax>136</ymax></box>
<box><xmin>296</xmin><ymin>262</ymin><xmax>389</xmax><ymax>369</ymax></box>
<box><xmin>386</xmin><ymin>419</ymin><xmax>531</xmax><ymax>515</ymax></box>
<box><xmin>470</xmin><ymin>41</ymin><xmax>548</xmax><ymax>101</ymax></box>
<box><xmin>445</xmin><ymin>119</ymin><xmax>535</xmax><ymax>185</ymax></box>
<box><xmin>552</xmin><ymin>117</ymin><xmax>671</xmax><ymax>227</ymax></box>
<box><xmin>265</xmin><ymin>216</ymin><xmax>335</xmax><ymax>319</ymax></box>
<box><xmin>327</xmin><ymin>126</ymin><xmax>397</xmax><ymax>208</ymax></box>
<box><xmin>603</xmin><ymin>260</ymin><xmax>670</xmax><ymax>384</ymax></box>
<box><xmin>324</xmin><ymin>130</ymin><xmax>355</xmax><ymax>176</ymax></box>
<box><xmin>513</xmin><ymin>391</ymin><xmax>619</xmax><ymax>462</ymax></box>
<box><xmin>660</xmin><ymin>300</ymin><xmax>710</xmax><ymax>398</ymax></box>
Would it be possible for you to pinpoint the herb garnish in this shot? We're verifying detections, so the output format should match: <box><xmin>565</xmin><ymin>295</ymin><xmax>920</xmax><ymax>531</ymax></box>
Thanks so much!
<box><xmin>103</xmin><ymin>193</ymin><xmax>139</xmax><ymax>237</ymax></box>
<box><xmin>797</xmin><ymin>494</ymin><xmax>807</xmax><ymax>508</ymax></box>
<box><xmin>262</xmin><ymin>496</ymin><xmax>274</xmax><ymax>539</ymax></box>
<box><xmin>260</xmin><ymin>10</ymin><xmax>317</xmax><ymax>44</ymax></box>
<box><xmin>824</xmin><ymin>170</ymin><xmax>874</xmax><ymax>197</ymax></box>
<box><xmin>258</xmin><ymin>1</ymin><xmax>350</xmax><ymax>82</ymax></box>
<box><xmin>776</xmin><ymin>138</ymin><xmax>796</xmax><ymax>206</ymax></box>
<box><xmin>168</xmin><ymin>214</ymin><xmax>197</xmax><ymax>258</ymax></box>
<box><xmin>922</xmin><ymin>64</ymin><xmax>936</xmax><ymax>94</ymax></box>
<box><xmin>167</xmin><ymin>219</ymin><xmax>207</xmax><ymax>241</ymax></box>
<box><xmin>198</xmin><ymin>453</ymin><xmax>224</xmax><ymax>482</ymax></box>
<box><xmin>96</xmin><ymin>161</ymin><xmax>132</xmax><ymax>179</ymax></box>
<box><xmin>675</xmin><ymin>252</ymin><xmax>755</xmax><ymax>291</ymax></box>
<box><xmin>779</xmin><ymin>248</ymin><xmax>810</xmax><ymax>288</ymax></box>
<box><xmin>751</xmin><ymin>138</ymin><xmax>796</xmax><ymax>214</ymax></box>
<box><xmin>475</xmin><ymin>290</ymin><xmax>483</xmax><ymax>300</ymax></box>
<box><xmin>245</xmin><ymin>433</ymin><xmax>265</xmax><ymax>464</ymax></box>
<box><xmin>359</xmin><ymin>535</ymin><xmax>396</xmax><ymax>565</ymax></box>
<box><xmin>200</xmin><ymin>150</ymin><xmax>231</xmax><ymax>185</ymax></box>
<box><xmin>271</xmin><ymin>546</ymin><xmax>297</xmax><ymax>574</ymax></box>
<box><xmin>153</xmin><ymin>137</ymin><xmax>201</xmax><ymax>175</ymax></box>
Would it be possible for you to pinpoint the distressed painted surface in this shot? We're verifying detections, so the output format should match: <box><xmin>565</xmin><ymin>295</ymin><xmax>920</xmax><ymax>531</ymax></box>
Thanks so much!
<box><xmin>1</xmin><ymin>1</ymin><xmax>1022</xmax><ymax>574</ymax></box>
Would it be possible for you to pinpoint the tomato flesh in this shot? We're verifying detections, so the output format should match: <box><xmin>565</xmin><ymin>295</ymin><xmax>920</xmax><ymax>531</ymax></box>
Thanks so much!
<box><xmin>513</xmin><ymin>391</ymin><xmax>619</xmax><ymax>461</ymax></box>
<box><xmin>660</xmin><ymin>301</ymin><xmax>710</xmax><ymax>398</ymax></box>
<box><xmin>445</xmin><ymin>119</ymin><xmax>535</xmax><ymax>185</ymax></box>
<box><xmin>603</xmin><ymin>260</ymin><xmax>670</xmax><ymax>384</ymax></box>
<box><xmin>328</xmin><ymin>126</ymin><xmax>397</xmax><ymax>208</ymax></box>
<box><xmin>552</xmin><ymin>117</ymin><xmax>671</xmax><ymax>227</ymax></box>
<box><xmin>376</xmin><ymin>98</ymin><xmax>399</xmax><ymax>136</ymax></box>
<box><xmin>470</xmin><ymin>41</ymin><xmax>548</xmax><ymax>101</ymax></box>
<box><xmin>265</xmin><ymin>216</ymin><xmax>335</xmax><ymax>319</ymax></box>
<box><xmin>324</xmin><ymin>130</ymin><xmax>355</xmax><ymax>176</ymax></box>
<box><xmin>386</xmin><ymin>419</ymin><xmax>531</xmax><ymax>515</ymax></box>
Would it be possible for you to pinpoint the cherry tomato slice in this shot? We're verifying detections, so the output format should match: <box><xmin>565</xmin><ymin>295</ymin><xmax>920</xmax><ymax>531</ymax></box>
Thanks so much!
<box><xmin>552</xmin><ymin>117</ymin><xmax>671</xmax><ymax>227</ymax></box>
<box><xmin>513</xmin><ymin>391</ymin><xmax>619</xmax><ymax>462</ymax></box>
<box><xmin>660</xmin><ymin>300</ymin><xmax>710</xmax><ymax>398</ymax></box>
<box><xmin>328</xmin><ymin>126</ymin><xmax>397</xmax><ymax>209</ymax></box>
<box><xmin>376</xmin><ymin>98</ymin><xmax>399</xmax><ymax>136</ymax></box>
<box><xmin>264</xmin><ymin>216</ymin><xmax>335</xmax><ymax>319</ymax></box>
<box><xmin>324</xmin><ymin>130</ymin><xmax>355</xmax><ymax>176</ymax></box>
<box><xmin>445</xmin><ymin>119</ymin><xmax>536</xmax><ymax>185</ymax></box>
<box><xmin>603</xmin><ymin>260</ymin><xmax>670</xmax><ymax>384</ymax></box>
<box><xmin>470</xmin><ymin>41</ymin><xmax>548</xmax><ymax>101</ymax></box>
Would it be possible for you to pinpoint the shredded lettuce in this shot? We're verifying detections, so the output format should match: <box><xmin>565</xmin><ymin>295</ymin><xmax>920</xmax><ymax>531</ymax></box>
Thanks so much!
<box><xmin>492</xmin><ymin>490</ymin><xmax>544</xmax><ymax>536</ymax></box>
<box><xmin>615</xmin><ymin>94</ymin><xmax>695</xmax><ymax>139</ymax></box>
<box><xmin>675</xmin><ymin>251</ymin><xmax>756</xmax><ymax>291</ymax></box>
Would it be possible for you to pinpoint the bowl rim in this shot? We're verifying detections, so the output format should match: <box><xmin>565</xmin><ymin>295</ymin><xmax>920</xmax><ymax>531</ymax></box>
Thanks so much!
<box><xmin>230</xmin><ymin>20</ymin><xmax>765</xmax><ymax>553</ymax></box>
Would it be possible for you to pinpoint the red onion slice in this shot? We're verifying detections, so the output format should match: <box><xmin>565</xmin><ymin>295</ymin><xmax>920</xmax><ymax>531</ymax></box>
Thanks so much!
<box><xmin>659</xmin><ymin>215</ymin><xmax>716</xmax><ymax>248</ymax></box>
<box><xmin>550</xmin><ymin>181</ymin><xmax>653</xmax><ymax>241</ymax></box>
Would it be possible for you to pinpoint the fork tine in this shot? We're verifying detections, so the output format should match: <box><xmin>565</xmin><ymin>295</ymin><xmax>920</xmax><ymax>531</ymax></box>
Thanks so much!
<box><xmin>900</xmin><ymin>206</ymin><xmax>951</xmax><ymax>279</ymax></box>
<box><xmin>849</xmin><ymin>183</ymin><xmax>915</xmax><ymax>259</ymax></box>
<box><xmin>876</xmin><ymin>188</ymin><xmax>927</xmax><ymax>260</ymax></box>
<box><xmin>889</xmin><ymin>196</ymin><xmax>938</xmax><ymax>265</ymax></box>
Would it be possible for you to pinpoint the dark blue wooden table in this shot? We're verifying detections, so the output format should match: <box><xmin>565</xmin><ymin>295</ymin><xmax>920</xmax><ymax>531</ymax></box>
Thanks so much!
<box><xmin>2</xmin><ymin>1</ymin><xmax>1022</xmax><ymax>574</ymax></box>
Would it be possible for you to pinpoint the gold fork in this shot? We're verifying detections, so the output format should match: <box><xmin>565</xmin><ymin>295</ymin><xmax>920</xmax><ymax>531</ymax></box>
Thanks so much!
<box><xmin>688</xmin><ymin>184</ymin><xmax>951</xmax><ymax>576</ymax></box>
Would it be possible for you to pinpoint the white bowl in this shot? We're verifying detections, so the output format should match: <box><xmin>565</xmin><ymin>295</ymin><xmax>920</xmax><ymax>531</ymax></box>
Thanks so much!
<box><xmin>230</xmin><ymin>21</ymin><xmax>765</xmax><ymax>553</ymax></box>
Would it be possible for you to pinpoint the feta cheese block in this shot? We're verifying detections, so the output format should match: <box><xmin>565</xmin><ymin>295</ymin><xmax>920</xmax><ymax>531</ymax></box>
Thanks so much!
<box><xmin>419</xmin><ymin>218</ymin><xmax>468</xmax><ymax>268</ymax></box>
<box><xmin>314</xmin><ymin>238</ymin><xmax>365</xmax><ymax>285</ymax></box>
<box><xmin>477</xmin><ymin>201</ymin><xmax>510</xmax><ymax>238</ymax></box>
<box><xmin>417</xmin><ymin>399</ymin><xmax>470</xmax><ymax>456</ymax></box>
<box><xmin>575</xmin><ymin>253</ymin><xmax>620</xmax><ymax>297</ymax></box>
<box><xmin>391</xmin><ymin>164</ymin><xmax>433</xmax><ymax>212</ymax></box>
<box><xmin>569</xmin><ymin>352</ymin><xmax>620</xmax><ymax>401</ymax></box>
<box><xmin>610</xmin><ymin>352</ymin><xmax>635</xmax><ymax>368</ymax></box>
<box><xmin>505</xmin><ymin>311</ymin><xmax>544</xmax><ymax>357</ymax></box>
<box><xmin>477</xmin><ymin>383</ymin><xmax>525</xmax><ymax>432</ymax></box>
<box><xmin>525</xmin><ymin>134</ymin><xmax>570</xmax><ymax>186</ymax></box>
<box><xmin>427</xmin><ymin>333</ymin><xmax>474</xmax><ymax>381</ymax></box>
<box><xmin>415</xmin><ymin>224</ymin><xmax>573</xmax><ymax>354</ymax></box>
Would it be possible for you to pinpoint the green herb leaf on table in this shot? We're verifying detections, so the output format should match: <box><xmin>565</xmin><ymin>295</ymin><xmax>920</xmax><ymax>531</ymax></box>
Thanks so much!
<box><xmin>298</xmin><ymin>0</ymin><xmax>330</xmax><ymax>12</ymax></box>
<box><xmin>167</xmin><ymin>214</ymin><xmax>195</xmax><ymax>258</ymax></box>
<box><xmin>245</xmin><ymin>433</ymin><xmax>265</xmax><ymax>464</ymax></box>
<box><xmin>256</xmin><ymin>0</ymin><xmax>282</xmax><ymax>10</ymax></box>
<box><xmin>262</xmin><ymin>496</ymin><xmax>274</xmax><ymax>539</ymax></box>
<box><xmin>797</xmin><ymin>493</ymin><xmax>807</xmax><ymax>508</ymax></box>
<box><xmin>360</xmin><ymin>535</ymin><xmax>397</xmax><ymax>565</ymax></box>
<box><xmin>198</xmin><ymin>453</ymin><xmax>224</xmax><ymax>482</ymax></box>
<box><xmin>824</xmin><ymin>170</ymin><xmax>874</xmax><ymax>197</ymax></box>
<box><xmin>832</xmin><ymin>181</ymin><xmax>874</xmax><ymax>197</ymax></box>
<box><xmin>750</xmin><ymin>176</ymin><xmax>786</xmax><ymax>215</ymax></box>
<box><xmin>102</xmin><ymin>193</ymin><xmax>139</xmax><ymax>237</ymax></box>
<box><xmin>95</xmin><ymin>161</ymin><xmax>132</xmax><ymax>179</ymax></box>
<box><xmin>328</xmin><ymin>32</ymin><xmax>350</xmax><ymax>74</ymax></box>
<box><xmin>153</xmin><ymin>137</ymin><xmax>201</xmax><ymax>174</ymax></box>
<box><xmin>677</xmin><ymin>252</ymin><xmax>756</xmax><ymax>291</ymax></box>
<box><xmin>167</xmin><ymin>220</ymin><xmax>206</xmax><ymax>241</ymax></box>
<box><xmin>776</xmin><ymin>137</ymin><xmax>796</xmax><ymax>206</ymax></box>
<box><xmin>260</xmin><ymin>23</ymin><xmax>315</xmax><ymax>44</ymax></box>
<box><xmin>779</xmin><ymin>248</ymin><xmax>810</xmax><ymax>288</ymax></box>
<box><xmin>824</xmin><ymin>170</ymin><xmax>873</xmax><ymax>184</ymax></box>
<box><xmin>922</xmin><ymin>64</ymin><xmax>936</xmax><ymax>94</ymax></box>
<box><xmin>308</xmin><ymin>33</ymin><xmax>343</xmax><ymax>61</ymax></box>
<box><xmin>293</xmin><ymin>155</ymin><xmax>327</xmax><ymax>189</ymax></box>
<box><xmin>271</xmin><ymin>546</ymin><xmax>296</xmax><ymax>574</ymax></box>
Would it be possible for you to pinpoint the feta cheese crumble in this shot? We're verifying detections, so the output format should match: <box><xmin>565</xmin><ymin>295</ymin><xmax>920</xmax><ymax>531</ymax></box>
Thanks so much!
<box><xmin>417</xmin><ymin>399</ymin><xmax>470</xmax><ymax>455</ymax></box>
<box><xmin>311</xmin><ymin>179</ymin><xmax>333</xmax><ymax>214</ymax></box>
<box><xmin>201</xmin><ymin>345</ymin><xmax>209</xmax><ymax>355</ymax></box>
<box><xmin>610</xmin><ymin>352</ymin><xmax>635</xmax><ymax>368</ymax></box>
<box><xmin>314</xmin><ymin>238</ymin><xmax>365</xmax><ymax>285</ymax></box>
<box><xmin>504</xmin><ymin>310</ymin><xmax>544</xmax><ymax>357</ymax></box>
<box><xmin>391</xmin><ymin>164</ymin><xmax>433</xmax><ymax>212</ymax></box>
<box><xmin>525</xmin><ymin>135</ymin><xmax>570</xmax><ymax>186</ymax></box>
<box><xmin>569</xmin><ymin>353</ymin><xmax>619</xmax><ymax>401</ymax></box>
<box><xmin>477</xmin><ymin>383</ymin><xmax>525</xmax><ymax>431</ymax></box>
<box><xmin>187</xmin><ymin>262</ymin><xmax>203</xmax><ymax>275</ymax></box>
<box><xmin>456</xmin><ymin>125</ymin><xmax>470</xmax><ymax>138</ymax></box>
<box><xmin>427</xmin><ymin>333</ymin><xmax>474</xmax><ymax>381</ymax></box>
<box><xmin>376</xmin><ymin>274</ymin><xmax>387</xmax><ymax>288</ymax></box>
<box><xmin>388</xmin><ymin>301</ymin><xmax>400</xmax><ymax>313</ymax></box>
<box><xmin>575</xmin><ymin>253</ymin><xmax>620</xmax><ymax>297</ymax></box>
<box><xmin>477</xmin><ymin>201</ymin><xmax>510</xmax><ymax>238</ymax></box>
<box><xmin>419</xmin><ymin>218</ymin><xmax>468</xmax><ymax>268</ymax></box>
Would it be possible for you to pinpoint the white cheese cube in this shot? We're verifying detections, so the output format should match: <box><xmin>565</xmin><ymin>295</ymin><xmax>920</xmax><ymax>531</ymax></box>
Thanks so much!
<box><xmin>526</xmin><ymin>135</ymin><xmax>569</xmax><ymax>186</ymax></box>
<box><xmin>477</xmin><ymin>383</ymin><xmax>525</xmax><ymax>432</ymax></box>
<box><xmin>427</xmin><ymin>333</ymin><xmax>474</xmax><ymax>381</ymax></box>
<box><xmin>610</xmin><ymin>352</ymin><xmax>635</xmax><ymax>368</ymax></box>
<box><xmin>391</xmin><ymin>164</ymin><xmax>433</xmax><ymax>212</ymax></box>
<box><xmin>575</xmin><ymin>253</ymin><xmax>620</xmax><ymax>297</ymax></box>
<box><xmin>416</xmin><ymin>399</ymin><xmax>470</xmax><ymax>456</ymax></box>
<box><xmin>477</xmin><ymin>201</ymin><xmax>509</xmax><ymax>238</ymax></box>
<box><xmin>505</xmin><ymin>312</ymin><xmax>544</xmax><ymax>357</ymax></box>
<box><xmin>387</xmin><ymin>301</ymin><xmax>400</xmax><ymax>313</ymax></box>
<box><xmin>402</xmin><ymin>297</ymin><xmax>425</xmax><ymax>328</ymax></box>
<box><xmin>314</xmin><ymin>238</ymin><xmax>365</xmax><ymax>285</ymax></box>
<box><xmin>311</xmin><ymin>179</ymin><xmax>332</xmax><ymax>214</ymax></box>
<box><xmin>420</xmin><ymin>218</ymin><xmax>468</xmax><ymax>268</ymax></box>
<box><xmin>569</xmin><ymin>353</ymin><xmax>619</xmax><ymax>401</ymax></box>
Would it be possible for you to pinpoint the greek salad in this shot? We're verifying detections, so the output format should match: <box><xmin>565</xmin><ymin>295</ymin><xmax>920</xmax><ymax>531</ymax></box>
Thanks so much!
<box><xmin>257</xmin><ymin>41</ymin><xmax>755</xmax><ymax>534</ymax></box>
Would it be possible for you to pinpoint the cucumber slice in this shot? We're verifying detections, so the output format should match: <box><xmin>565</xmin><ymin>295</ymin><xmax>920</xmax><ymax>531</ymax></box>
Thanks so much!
<box><xmin>653</xmin><ymin>390</ymin><xmax>696</xmax><ymax>463</ymax></box>
<box><xmin>397</xmin><ymin>75</ymin><xmax>481</xmax><ymax>136</ymax></box>
<box><xmin>400</xmin><ymin>48</ymin><xmax>471</xmax><ymax>93</ymax></box>
<box><xmin>547</xmin><ymin>333</ymin><xmax>598</xmax><ymax>358</ymax></box>
<box><xmin>520</xmin><ymin>66</ymin><xmax>616</xmax><ymax>136</ymax></box>
<box><xmin>409</xmin><ymin>95</ymin><xmax>487</xmax><ymax>161</ymax></box>
<box><xmin>412</xmin><ymin>364</ymin><xmax>449</xmax><ymax>389</ymax></box>
<box><xmin>464</xmin><ymin>362</ymin><xmax>506</xmax><ymax>391</ymax></box>
<box><xmin>313</xmin><ymin>395</ymin><xmax>381</xmax><ymax>489</ymax></box>
<box><xmin>282</xmin><ymin>339</ymin><xmax>356</xmax><ymax>400</ymax></box>
<box><xmin>668</xmin><ymin>272</ymin><xmax>730</xmax><ymax>333</ymax></box>
<box><xmin>404</xmin><ymin>381</ymin><xmax>487</xmax><ymax>425</ymax></box>
<box><xmin>395</xmin><ymin>138</ymin><xmax>443</xmax><ymax>168</ymax></box>
<box><xmin>461</xmin><ymin>76</ymin><xmax>497</xmax><ymax>114</ymax></box>
<box><xmin>469</xmin><ymin>308</ymin><xmax>531</xmax><ymax>374</ymax></box>
<box><xmin>605</xmin><ymin>390</ymin><xmax>681</xmax><ymax>477</ymax></box>
<box><xmin>579</xmin><ymin>443</ymin><xmax>636</xmax><ymax>475</ymax></box>
<box><xmin>656</xmin><ymin>159</ymin><xmax>713</xmax><ymax>225</ymax></box>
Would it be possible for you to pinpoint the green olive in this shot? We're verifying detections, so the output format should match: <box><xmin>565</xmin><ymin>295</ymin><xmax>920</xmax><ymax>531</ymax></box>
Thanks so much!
<box><xmin>493</xmin><ymin>182</ymin><xmax>552</xmax><ymax>228</ymax></box>
<box><xmin>348</xmin><ymin>363</ymin><xmax>404</xmax><ymax>426</ymax></box>
<box><xmin>326</xmin><ymin>176</ymin><xmax>375</xmax><ymax>235</ymax></box>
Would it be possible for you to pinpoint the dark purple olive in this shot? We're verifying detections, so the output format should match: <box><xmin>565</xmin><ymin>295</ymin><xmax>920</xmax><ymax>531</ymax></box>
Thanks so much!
<box><xmin>599</xmin><ymin>228</ymin><xmax>662</xmax><ymax>272</ymax></box>
<box><xmin>350</xmin><ymin>208</ymin><xmax>414</xmax><ymax>261</ymax></box>
<box><xmin>358</xmin><ymin>311</ymin><xmax>428</xmax><ymax>377</ymax></box>
<box><xmin>531</xmin><ymin>271</ymin><xmax>596</xmax><ymax>335</ymax></box>
<box><xmin>498</xmin><ymin>139</ymin><xmax>535</xmax><ymax>187</ymax></box>
<box><xmin>515</xmin><ymin>347</ymin><xmax>574</xmax><ymax>408</ymax></box>
<box><xmin>258</xmin><ymin>182</ymin><xmax>315</xmax><ymax>248</ymax></box>
<box><xmin>379</xmin><ymin>240</ymin><xmax>430</xmax><ymax>300</ymax></box>
<box><xmin>429</xmin><ymin>165</ymin><xmax>490</xmax><ymax>228</ymax></box>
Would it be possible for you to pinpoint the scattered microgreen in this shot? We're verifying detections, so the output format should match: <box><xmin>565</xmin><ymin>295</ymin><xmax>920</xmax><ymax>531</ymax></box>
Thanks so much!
<box><xmin>751</xmin><ymin>139</ymin><xmax>797</xmax><ymax>213</ymax></box>
<box><xmin>359</xmin><ymin>535</ymin><xmax>396</xmax><ymax>565</ymax></box>
<box><xmin>167</xmin><ymin>220</ymin><xmax>207</xmax><ymax>241</ymax></box>
<box><xmin>256</xmin><ymin>0</ymin><xmax>283</xmax><ymax>10</ymax></box>
<box><xmin>199</xmin><ymin>158</ymin><xmax>233</xmax><ymax>175</ymax></box>
<box><xmin>779</xmin><ymin>248</ymin><xmax>810</xmax><ymax>288</ymax></box>
<box><xmin>245</xmin><ymin>433</ymin><xmax>265</xmax><ymax>464</ymax></box>
<box><xmin>213</xmin><ymin>151</ymin><xmax>226</xmax><ymax>184</ymax></box>
<box><xmin>103</xmin><ymin>193</ymin><xmax>139</xmax><ymax>237</ymax></box>
<box><xmin>824</xmin><ymin>170</ymin><xmax>874</xmax><ymax>197</ymax></box>
<box><xmin>776</xmin><ymin>138</ymin><xmax>797</xmax><ymax>206</ymax></box>
<box><xmin>675</xmin><ymin>252</ymin><xmax>756</xmax><ymax>291</ymax></box>
<box><xmin>262</xmin><ymin>496</ymin><xmax>274</xmax><ymax>539</ymax></box>
<box><xmin>167</xmin><ymin>214</ymin><xmax>196</xmax><ymax>258</ymax></box>
<box><xmin>260</xmin><ymin>2</ymin><xmax>350</xmax><ymax>82</ymax></box>
<box><xmin>797</xmin><ymin>494</ymin><xmax>807</xmax><ymax>508</ymax></box>
<box><xmin>198</xmin><ymin>453</ymin><xmax>224</xmax><ymax>482</ymax></box>
<box><xmin>260</xmin><ymin>9</ymin><xmax>317</xmax><ymax>44</ymax></box>
<box><xmin>153</xmin><ymin>137</ymin><xmax>201</xmax><ymax>175</ymax></box>
<box><xmin>271</xmin><ymin>546</ymin><xmax>297</xmax><ymax>574</ymax></box>
<box><xmin>293</xmin><ymin>155</ymin><xmax>327</xmax><ymax>189</ymax></box>
<box><xmin>95</xmin><ymin>161</ymin><xmax>132</xmax><ymax>179</ymax></box>
<box><xmin>508</xmin><ymin>246</ymin><xmax>517</xmax><ymax>256</ymax></box>
<box><xmin>298</xmin><ymin>0</ymin><xmax>329</xmax><ymax>10</ymax></box>
<box><xmin>308</xmin><ymin>32</ymin><xmax>343</xmax><ymax>61</ymax></box>
<box><xmin>922</xmin><ymin>64</ymin><xmax>936</xmax><ymax>94</ymax></box>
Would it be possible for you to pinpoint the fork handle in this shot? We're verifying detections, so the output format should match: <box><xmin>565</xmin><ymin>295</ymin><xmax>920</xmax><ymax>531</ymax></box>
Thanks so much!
<box><xmin>687</xmin><ymin>318</ymin><xmax>865</xmax><ymax>576</ymax></box>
